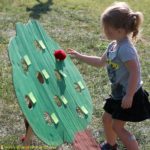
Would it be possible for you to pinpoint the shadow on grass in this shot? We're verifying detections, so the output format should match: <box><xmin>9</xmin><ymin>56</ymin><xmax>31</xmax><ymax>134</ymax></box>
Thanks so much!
<box><xmin>26</xmin><ymin>0</ymin><xmax>53</xmax><ymax>19</ymax></box>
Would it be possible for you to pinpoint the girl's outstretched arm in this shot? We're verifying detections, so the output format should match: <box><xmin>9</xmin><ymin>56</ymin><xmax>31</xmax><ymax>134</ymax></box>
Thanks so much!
<box><xmin>67</xmin><ymin>48</ymin><xmax>107</xmax><ymax>68</ymax></box>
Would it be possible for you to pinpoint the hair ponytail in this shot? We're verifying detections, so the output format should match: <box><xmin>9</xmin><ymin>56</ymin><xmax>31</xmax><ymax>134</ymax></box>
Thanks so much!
<box><xmin>128</xmin><ymin>12</ymin><xmax>144</xmax><ymax>39</ymax></box>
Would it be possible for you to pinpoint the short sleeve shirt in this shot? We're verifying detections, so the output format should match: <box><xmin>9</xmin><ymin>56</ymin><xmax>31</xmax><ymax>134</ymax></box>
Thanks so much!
<box><xmin>106</xmin><ymin>37</ymin><xmax>142</xmax><ymax>100</ymax></box>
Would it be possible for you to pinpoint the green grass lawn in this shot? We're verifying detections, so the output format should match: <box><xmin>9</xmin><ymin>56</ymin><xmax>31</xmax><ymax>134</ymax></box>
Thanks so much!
<box><xmin>0</xmin><ymin>0</ymin><xmax>150</xmax><ymax>149</ymax></box>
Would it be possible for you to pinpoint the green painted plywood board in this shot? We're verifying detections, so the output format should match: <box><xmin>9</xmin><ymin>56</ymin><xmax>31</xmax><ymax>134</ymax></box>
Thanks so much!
<box><xmin>8</xmin><ymin>20</ymin><xmax>93</xmax><ymax>146</ymax></box>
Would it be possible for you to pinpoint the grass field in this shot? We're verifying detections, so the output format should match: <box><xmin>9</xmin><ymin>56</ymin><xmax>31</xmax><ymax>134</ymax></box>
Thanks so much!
<box><xmin>0</xmin><ymin>0</ymin><xmax>150</xmax><ymax>149</ymax></box>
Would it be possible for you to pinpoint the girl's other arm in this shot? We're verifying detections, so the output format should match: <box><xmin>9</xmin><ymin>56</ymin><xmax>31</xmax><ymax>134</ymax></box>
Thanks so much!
<box><xmin>121</xmin><ymin>59</ymin><xmax>139</xmax><ymax>109</ymax></box>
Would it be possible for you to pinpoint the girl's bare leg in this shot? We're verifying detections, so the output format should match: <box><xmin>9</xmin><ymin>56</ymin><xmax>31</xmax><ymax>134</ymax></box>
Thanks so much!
<box><xmin>112</xmin><ymin>119</ymin><xmax>139</xmax><ymax>150</ymax></box>
<box><xmin>102</xmin><ymin>112</ymin><xmax>117</xmax><ymax>145</ymax></box>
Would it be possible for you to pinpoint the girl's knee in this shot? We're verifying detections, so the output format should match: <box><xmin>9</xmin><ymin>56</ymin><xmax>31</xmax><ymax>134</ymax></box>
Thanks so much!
<box><xmin>112</xmin><ymin>124</ymin><xmax>121</xmax><ymax>133</ymax></box>
<box><xmin>102</xmin><ymin>112</ymin><xmax>112</xmax><ymax>124</ymax></box>
<box><xmin>112</xmin><ymin>120</ymin><xmax>125</xmax><ymax>133</ymax></box>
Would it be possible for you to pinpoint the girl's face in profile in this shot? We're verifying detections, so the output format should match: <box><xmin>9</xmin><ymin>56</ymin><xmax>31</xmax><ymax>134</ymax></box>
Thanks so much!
<box><xmin>103</xmin><ymin>24</ymin><xmax>126</xmax><ymax>41</ymax></box>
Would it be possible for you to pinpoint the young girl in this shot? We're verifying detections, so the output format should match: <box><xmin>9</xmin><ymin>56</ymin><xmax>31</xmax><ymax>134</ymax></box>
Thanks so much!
<box><xmin>68</xmin><ymin>2</ymin><xmax>150</xmax><ymax>150</ymax></box>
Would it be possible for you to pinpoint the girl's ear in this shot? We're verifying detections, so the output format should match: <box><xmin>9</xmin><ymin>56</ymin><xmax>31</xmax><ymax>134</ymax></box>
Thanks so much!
<box><xmin>118</xmin><ymin>28</ymin><xmax>123</xmax><ymax>33</ymax></box>
<box><xmin>118</xmin><ymin>28</ymin><xmax>126</xmax><ymax>34</ymax></box>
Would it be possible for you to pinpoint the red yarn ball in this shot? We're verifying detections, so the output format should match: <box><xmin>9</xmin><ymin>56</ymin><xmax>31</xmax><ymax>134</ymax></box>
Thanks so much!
<box><xmin>54</xmin><ymin>49</ymin><xmax>66</xmax><ymax>61</ymax></box>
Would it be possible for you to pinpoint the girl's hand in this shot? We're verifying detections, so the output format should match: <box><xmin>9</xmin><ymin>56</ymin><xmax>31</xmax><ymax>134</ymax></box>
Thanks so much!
<box><xmin>67</xmin><ymin>48</ymin><xmax>81</xmax><ymax>58</ymax></box>
<box><xmin>121</xmin><ymin>95</ymin><xmax>133</xmax><ymax>109</ymax></box>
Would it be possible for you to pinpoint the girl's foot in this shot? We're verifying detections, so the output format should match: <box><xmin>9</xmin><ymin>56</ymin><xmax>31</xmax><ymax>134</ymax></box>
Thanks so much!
<box><xmin>100</xmin><ymin>142</ymin><xmax>118</xmax><ymax>150</ymax></box>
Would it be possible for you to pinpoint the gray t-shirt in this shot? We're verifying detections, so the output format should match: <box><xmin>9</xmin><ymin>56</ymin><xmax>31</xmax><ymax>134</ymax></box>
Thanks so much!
<box><xmin>106</xmin><ymin>37</ymin><xmax>142</xmax><ymax>100</ymax></box>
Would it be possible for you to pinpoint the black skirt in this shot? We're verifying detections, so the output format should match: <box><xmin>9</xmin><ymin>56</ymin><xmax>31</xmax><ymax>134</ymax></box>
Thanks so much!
<box><xmin>103</xmin><ymin>87</ymin><xmax>150</xmax><ymax>122</ymax></box>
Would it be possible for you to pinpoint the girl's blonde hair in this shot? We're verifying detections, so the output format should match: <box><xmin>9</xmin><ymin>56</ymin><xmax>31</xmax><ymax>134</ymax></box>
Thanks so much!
<box><xmin>101</xmin><ymin>2</ymin><xmax>143</xmax><ymax>40</ymax></box>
